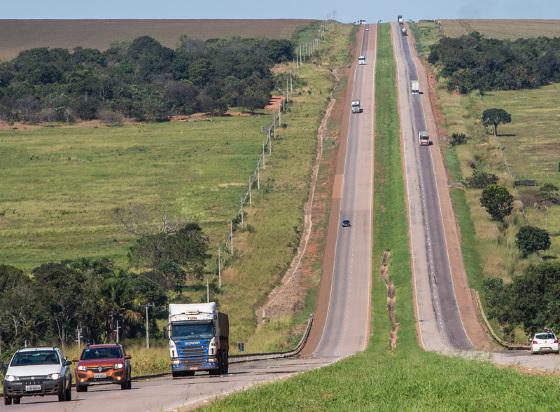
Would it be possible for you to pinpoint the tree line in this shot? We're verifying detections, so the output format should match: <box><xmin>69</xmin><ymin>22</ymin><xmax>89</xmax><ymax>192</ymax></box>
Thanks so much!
<box><xmin>0</xmin><ymin>36</ymin><xmax>294</xmax><ymax>123</ymax></box>
<box><xmin>0</xmin><ymin>223</ymin><xmax>211</xmax><ymax>354</ymax></box>
<box><xmin>428</xmin><ymin>32</ymin><xmax>560</xmax><ymax>93</ymax></box>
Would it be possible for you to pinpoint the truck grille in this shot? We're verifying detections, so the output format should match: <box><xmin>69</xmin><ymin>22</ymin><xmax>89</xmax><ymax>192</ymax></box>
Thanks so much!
<box><xmin>177</xmin><ymin>344</ymin><xmax>207</xmax><ymax>364</ymax></box>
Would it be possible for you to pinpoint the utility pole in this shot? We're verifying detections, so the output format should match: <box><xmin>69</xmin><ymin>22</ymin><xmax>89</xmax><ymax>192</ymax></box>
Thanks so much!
<box><xmin>115</xmin><ymin>320</ymin><xmax>121</xmax><ymax>343</ymax></box>
<box><xmin>248</xmin><ymin>177</ymin><xmax>252</xmax><ymax>205</ymax></box>
<box><xmin>240</xmin><ymin>201</ymin><xmax>244</xmax><ymax>230</ymax></box>
<box><xmin>217</xmin><ymin>247</ymin><xmax>222</xmax><ymax>288</ymax></box>
<box><xmin>143</xmin><ymin>303</ymin><xmax>154</xmax><ymax>349</ymax></box>
<box><xmin>76</xmin><ymin>327</ymin><xmax>83</xmax><ymax>350</ymax></box>
<box><xmin>230</xmin><ymin>220</ymin><xmax>234</xmax><ymax>254</ymax></box>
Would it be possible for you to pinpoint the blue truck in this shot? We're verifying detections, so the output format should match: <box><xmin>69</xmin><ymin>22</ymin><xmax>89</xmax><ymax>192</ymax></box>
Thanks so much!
<box><xmin>168</xmin><ymin>302</ymin><xmax>229</xmax><ymax>377</ymax></box>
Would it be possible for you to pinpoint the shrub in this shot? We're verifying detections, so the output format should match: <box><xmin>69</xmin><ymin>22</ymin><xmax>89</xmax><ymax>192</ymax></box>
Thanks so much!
<box><xmin>466</xmin><ymin>169</ymin><xmax>499</xmax><ymax>189</ymax></box>
<box><xmin>450</xmin><ymin>132</ymin><xmax>467</xmax><ymax>146</ymax></box>
<box><xmin>516</xmin><ymin>226</ymin><xmax>551</xmax><ymax>258</ymax></box>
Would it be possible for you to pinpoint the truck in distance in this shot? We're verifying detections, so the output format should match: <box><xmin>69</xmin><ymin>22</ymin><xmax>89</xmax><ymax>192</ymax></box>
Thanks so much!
<box><xmin>351</xmin><ymin>100</ymin><xmax>363</xmax><ymax>113</ymax></box>
<box><xmin>358</xmin><ymin>55</ymin><xmax>366</xmax><ymax>65</ymax></box>
<box><xmin>398</xmin><ymin>15</ymin><xmax>404</xmax><ymax>25</ymax></box>
<box><xmin>168</xmin><ymin>302</ymin><xmax>229</xmax><ymax>377</ymax></box>
<box><xmin>411</xmin><ymin>80</ymin><xmax>420</xmax><ymax>94</ymax></box>
<box><xmin>401</xmin><ymin>26</ymin><xmax>408</xmax><ymax>36</ymax></box>
<box><xmin>418</xmin><ymin>130</ymin><xmax>430</xmax><ymax>146</ymax></box>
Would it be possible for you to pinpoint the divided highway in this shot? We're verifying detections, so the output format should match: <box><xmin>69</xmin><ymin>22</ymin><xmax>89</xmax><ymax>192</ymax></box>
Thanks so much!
<box><xmin>1</xmin><ymin>26</ymin><xmax>377</xmax><ymax>412</ymax></box>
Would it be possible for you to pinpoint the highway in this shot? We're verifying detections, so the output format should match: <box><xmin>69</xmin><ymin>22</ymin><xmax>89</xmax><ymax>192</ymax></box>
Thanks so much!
<box><xmin>391</xmin><ymin>23</ymin><xmax>472</xmax><ymax>351</ymax></box>
<box><xmin>313</xmin><ymin>24</ymin><xmax>375</xmax><ymax>358</ymax></box>
<box><xmin>1</xmin><ymin>25</ymin><xmax>377</xmax><ymax>412</ymax></box>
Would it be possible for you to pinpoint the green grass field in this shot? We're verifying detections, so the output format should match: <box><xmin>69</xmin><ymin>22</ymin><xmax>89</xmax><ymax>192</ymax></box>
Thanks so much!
<box><xmin>0</xmin><ymin>118</ymin><xmax>269</xmax><ymax>269</ymax></box>
<box><xmin>203</xmin><ymin>24</ymin><xmax>560</xmax><ymax>411</ymax></box>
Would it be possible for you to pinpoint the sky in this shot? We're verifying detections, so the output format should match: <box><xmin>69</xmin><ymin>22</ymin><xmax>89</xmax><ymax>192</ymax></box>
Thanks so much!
<box><xmin>1</xmin><ymin>0</ymin><xmax>559</xmax><ymax>22</ymax></box>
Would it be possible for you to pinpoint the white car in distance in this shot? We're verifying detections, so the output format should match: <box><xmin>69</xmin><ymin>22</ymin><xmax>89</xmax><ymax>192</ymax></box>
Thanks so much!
<box><xmin>530</xmin><ymin>331</ymin><xmax>559</xmax><ymax>354</ymax></box>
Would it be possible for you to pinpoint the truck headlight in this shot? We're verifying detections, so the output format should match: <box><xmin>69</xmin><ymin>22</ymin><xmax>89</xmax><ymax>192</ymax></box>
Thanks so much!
<box><xmin>114</xmin><ymin>363</ymin><xmax>124</xmax><ymax>370</ymax></box>
<box><xmin>5</xmin><ymin>375</ymin><xmax>18</xmax><ymax>382</ymax></box>
<box><xmin>48</xmin><ymin>373</ymin><xmax>60</xmax><ymax>380</ymax></box>
<box><xmin>77</xmin><ymin>365</ymin><xmax>87</xmax><ymax>371</ymax></box>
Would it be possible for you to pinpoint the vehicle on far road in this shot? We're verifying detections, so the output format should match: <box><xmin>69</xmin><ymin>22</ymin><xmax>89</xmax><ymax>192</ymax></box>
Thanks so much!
<box><xmin>3</xmin><ymin>347</ymin><xmax>72</xmax><ymax>405</ymax></box>
<box><xmin>530</xmin><ymin>331</ymin><xmax>559</xmax><ymax>354</ymax></box>
<box><xmin>398</xmin><ymin>15</ymin><xmax>404</xmax><ymax>25</ymax></box>
<box><xmin>401</xmin><ymin>26</ymin><xmax>408</xmax><ymax>36</ymax></box>
<box><xmin>342</xmin><ymin>219</ymin><xmax>352</xmax><ymax>227</ymax></box>
<box><xmin>358</xmin><ymin>55</ymin><xmax>366</xmax><ymax>65</ymax></box>
<box><xmin>74</xmin><ymin>344</ymin><xmax>132</xmax><ymax>391</ymax></box>
<box><xmin>351</xmin><ymin>100</ymin><xmax>363</xmax><ymax>113</ymax></box>
<box><xmin>411</xmin><ymin>80</ymin><xmax>420</xmax><ymax>94</ymax></box>
<box><xmin>418</xmin><ymin>131</ymin><xmax>430</xmax><ymax>146</ymax></box>
<box><xmin>169</xmin><ymin>302</ymin><xmax>229</xmax><ymax>377</ymax></box>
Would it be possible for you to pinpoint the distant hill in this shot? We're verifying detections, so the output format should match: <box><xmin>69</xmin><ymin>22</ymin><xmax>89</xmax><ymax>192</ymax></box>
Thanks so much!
<box><xmin>440</xmin><ymin>19</ymin><xmax>560</xmax><ymax>39</ymax></box>
<box><xmin>0</xmin><ymin>19</ymin><xmax>316</xmax><ymax>61</ymax></box>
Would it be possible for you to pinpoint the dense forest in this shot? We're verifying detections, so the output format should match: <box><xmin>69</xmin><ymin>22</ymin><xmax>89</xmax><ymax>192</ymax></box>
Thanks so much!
<box><xmin>0</xmin><ymin>223</ymin><xmax>211</xmax><ymax>352</ymax></box>
<box><xmin>428</xmin><ymin>32</ymin><xmax>560</xmax><ymax>93</ymax></box>
<box><xmin>0</xmin><ymin>36</ymin><xmax>294</xmax><ymax>122</ymax></box>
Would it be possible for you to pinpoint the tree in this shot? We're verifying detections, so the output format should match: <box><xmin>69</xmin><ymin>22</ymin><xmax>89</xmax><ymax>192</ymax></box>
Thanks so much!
<box><xmin>516</xmin><ymin>226</ymin><xmax>551</xmax><ymax>257</ymax></box>
<box><xmin>480</xmin><ymin>184</ymin><xmax>514</xmax><ymax>221</ymax></box>
<box><xmin>481</xmin><ymin>108</ymin><xmax>511</xmax><ymax>136</ymax></box>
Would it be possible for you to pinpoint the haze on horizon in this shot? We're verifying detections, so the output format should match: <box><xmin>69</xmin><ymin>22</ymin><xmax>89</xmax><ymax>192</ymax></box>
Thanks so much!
<box><xmin>2</xmin><ymin>0</ymin><xmax>559</xmax><ymax>23</ymax></box>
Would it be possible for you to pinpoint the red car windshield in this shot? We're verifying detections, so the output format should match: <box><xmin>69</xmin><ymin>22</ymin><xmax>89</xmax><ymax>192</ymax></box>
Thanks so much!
<box><xmin>81</xmin><ymin>347</ymin><xmax>123</xmax><ymax>360</ymax></box>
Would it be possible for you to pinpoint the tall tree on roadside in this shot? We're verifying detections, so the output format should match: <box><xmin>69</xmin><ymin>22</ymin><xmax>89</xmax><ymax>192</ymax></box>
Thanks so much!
<box><xmin>480</xmin><ymin>184</ymin><xmax>514</xmax><ymax>222</ymax></box>
<box><xmin>481</xmin><ymin>108</ymin><xmax>512</xmax><ymax>136</ymax></box>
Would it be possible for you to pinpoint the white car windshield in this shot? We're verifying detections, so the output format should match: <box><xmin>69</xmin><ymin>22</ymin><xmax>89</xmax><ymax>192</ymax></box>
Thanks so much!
<box><xmin>11</xmin><ymin>351</ymin><xmax>60</xmax><ymax>366</ymax></box>
<box><xmin>535</xmin><ymin>333</ymin><xmax>555</xmax><ymax>340</ymax></box>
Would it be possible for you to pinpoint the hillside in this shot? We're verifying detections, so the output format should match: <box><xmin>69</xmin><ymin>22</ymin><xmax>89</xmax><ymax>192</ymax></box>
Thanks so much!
<box><xmin>0</xmin><ymin>19</ymin><xmax>315</xmax><ymax>61</ymax></box>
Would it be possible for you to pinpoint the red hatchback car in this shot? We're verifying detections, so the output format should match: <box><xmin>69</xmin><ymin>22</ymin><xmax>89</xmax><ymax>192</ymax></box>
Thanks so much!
<box><xmin>74</xmin><ymin>344</ymin><xmax>132</xmax><ymax>391</ymax></box>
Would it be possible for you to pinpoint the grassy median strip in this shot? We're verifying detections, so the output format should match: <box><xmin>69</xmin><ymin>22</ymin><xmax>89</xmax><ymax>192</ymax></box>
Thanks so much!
<box><xmin>203</xmin><ymin>24</ymin><xmax>560</xmax><ymax>410</ymax></box>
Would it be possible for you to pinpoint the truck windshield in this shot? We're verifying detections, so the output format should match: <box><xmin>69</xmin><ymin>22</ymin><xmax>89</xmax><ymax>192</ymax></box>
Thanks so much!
<box><xmin>11</xmin><ymin>351</ymin><xmax>60</xmax><ymax>366</ymax></box>
<box><xmin>172</xmin><ymin>322</ymin><xmax>214</xmax><ymax>339</ymax></box>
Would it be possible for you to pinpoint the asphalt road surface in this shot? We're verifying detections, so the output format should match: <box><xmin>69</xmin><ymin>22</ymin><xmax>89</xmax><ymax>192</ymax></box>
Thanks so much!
<box><xmin>313</xmin><ymin>24</ymin><xmax>376</xmax><ymax>358</ymax></box>
<box><xmin>1</xmin><ymin>26</ymin><xmax>377</xmax><ymax>412</ymax></box>
<box><xmin>392</xmin><ymin>23</ymin><xmax>472</xmax><ymax>352</ymax></box>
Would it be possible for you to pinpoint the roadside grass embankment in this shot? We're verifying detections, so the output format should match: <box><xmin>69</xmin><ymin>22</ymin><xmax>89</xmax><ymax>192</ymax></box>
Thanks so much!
<box><xmin>413</xmin><ymin>20</ymin><xmax>560</xmax><ymax>341</ymax></box>
<box><xmin>202</xmin><ymin>24</ymin><xmax>560</xmax><ymax>411</ymax></box>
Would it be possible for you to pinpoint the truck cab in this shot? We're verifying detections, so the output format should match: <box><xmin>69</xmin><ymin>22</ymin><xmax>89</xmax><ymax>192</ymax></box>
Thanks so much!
<box><xmin>398</xmin><ymin>15</ymin><xmax>404</xmax><ymax>25</ymax></box>
<box><xmin>419</xmin><ymin>130</ymin><xmax>430</xmax><ymax>146</ymax></box>
<box><xmin>401</xmin><ymin>26</ymin><xmax>408</xmax><ymax>36</ymax></box>
<box><xmin>411</xmin><ymin>80</ymin><xmax>420</xmax><ymax>94</ymax></box>
<box><xmin>358</xmin><ymin>55</ymin><xmax>366</xmax><ymax>65</ymax></box>
<box><xmin>168</xmin><ymin>302</ymin><xmax>229</xmax><ymax>377</ymax></box>
<box><xmin>351</xmin><ymin>100</ymin><xmax>363</xmax><ymax>113</ymax></box>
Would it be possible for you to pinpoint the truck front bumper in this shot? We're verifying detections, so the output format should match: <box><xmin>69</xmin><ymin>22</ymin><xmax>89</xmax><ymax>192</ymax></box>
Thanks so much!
<box><xmin>171</xmin><ymin>357</ymin><xmax>219</xmax><ymax>371</ymax></box>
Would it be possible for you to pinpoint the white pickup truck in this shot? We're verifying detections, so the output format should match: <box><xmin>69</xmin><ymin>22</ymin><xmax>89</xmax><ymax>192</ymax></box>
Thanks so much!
<box><xmin>419</xmin><ymin>130</ymin><xmax>430</xmax><ymax>146</ymax></box>
<box><xmin>3</xmin><ymin>347</ymin><xmax>73</xmax><ymax>405</ymax></box>
<box><xmin>351</xmin><ymin>100</ymin><xmax>363</xmax><ymax>113</ymax></box>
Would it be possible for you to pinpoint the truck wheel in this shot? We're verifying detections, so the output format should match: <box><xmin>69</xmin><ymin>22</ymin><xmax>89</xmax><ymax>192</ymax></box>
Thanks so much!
<box><xmin>13</xmin><ymin>397</ymin><xmax>20</xmax><ymax>405</ymax></box>
<box><xmin>77</xmin><ymin>385</ymin><xmax>88</xmax><ymax>392</ymax></box>
<box><xmin>4</xmin><ymin>395</ymin><xmax>12</xmax><ymax>405</ymax></box>
<box><xmin>172</xmin><ymin>371</ymin><xmax>182</xmax><ymax>378</ymax></box>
